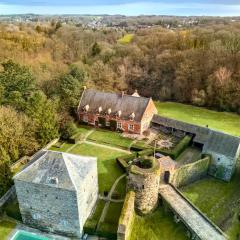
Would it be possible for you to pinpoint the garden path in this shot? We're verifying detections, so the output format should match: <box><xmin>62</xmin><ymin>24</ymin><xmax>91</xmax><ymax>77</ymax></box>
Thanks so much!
<box><xmin>97</xmin><ymin>174</ymin><xmax>126</xmax><ymax>229</ymax></box>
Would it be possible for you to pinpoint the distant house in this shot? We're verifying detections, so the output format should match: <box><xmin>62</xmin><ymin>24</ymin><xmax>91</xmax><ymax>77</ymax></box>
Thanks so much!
<box><xmin>77</xmin><ymin>89</ymin><xmax>157</xmax><ymax>134</ymax></box>
<box><xmin>14</xmin><ymin>150</ymin><xmax>98</xmax><ymax>238</ymax></box>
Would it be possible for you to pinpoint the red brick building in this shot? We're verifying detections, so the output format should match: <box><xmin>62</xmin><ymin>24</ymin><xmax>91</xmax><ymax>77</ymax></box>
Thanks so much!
<box><xmin>77</xmin><ymin>89</ymin><xmax>157</xmax><ymax>134</ymax></box>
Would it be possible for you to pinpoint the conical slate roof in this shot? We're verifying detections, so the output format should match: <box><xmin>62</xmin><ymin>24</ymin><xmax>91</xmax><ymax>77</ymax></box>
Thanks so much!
<box><xmin>14</xmin><ymin>150</ymin><xmax>97</xmax><ymax>191</ymax></box>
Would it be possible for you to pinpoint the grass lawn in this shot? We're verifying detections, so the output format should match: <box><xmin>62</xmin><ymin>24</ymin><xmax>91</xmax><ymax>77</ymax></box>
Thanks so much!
<box><xmin>176</xmin><ymin>147</ymin><xmax>202</xmax><ymax>165</ymax></box>
<box><xmin>0</xmin><ymin>220</ymin><xmax>16</xmax><ymax>240</ymax></box>
<box><xmin>118</xmin><ymin>34</ymin><xmax>134</xmax><ymax>44</ymax></box>
<box><xmin>130</xmin><ymin>208</ymin><xmax>188</xmax><ymax>240</ymax></box>
<box><xmin>69</xmin><ymin>143</ymin><xmax>125</xmax><ymax>194</ymax></box>
<box><xmin>155</xmin><ymin>101</ymin><xmax>240</xmax><ymax>136</ymax></box>
<box><xmin>181</xmin><ymin>163</ymin><xmax>240</xmax><ymax>240</ymax></box>
<box><xmin>87</xmin><ymin>129</ymin><xmax>133</xmax><ymax>149</ymax></box>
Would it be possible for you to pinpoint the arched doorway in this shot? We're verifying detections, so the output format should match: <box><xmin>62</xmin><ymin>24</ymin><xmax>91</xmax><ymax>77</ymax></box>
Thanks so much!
<box><xmin>164</xmin><ymin>171</ymin><xmax>170</xmax><ymax>183</ymax></box>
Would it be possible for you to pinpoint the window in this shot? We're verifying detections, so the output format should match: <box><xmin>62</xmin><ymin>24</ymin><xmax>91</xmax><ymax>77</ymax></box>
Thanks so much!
<box><xmin>32</xmin><ymin>213</ymin><xmax>41</xmax><ymax>220</ymax></box>
<box><xmin>117</xmin><ymin>122</ymin><xmax>122</xmax><ymax>129</ymax></box>
<box><xmin>83</xmin><ymin>114</ymin><xmax>88</xmax><ymax>123</ymax></box>
<box><xmin>128</xmin><ymin>124</ymin><xmax>134</xmax><ymax>131</ymax></box>
<box><xmin>106</xmin><ymin>121</ymin><xmax>110</xmax><ymax>127</ymax></box>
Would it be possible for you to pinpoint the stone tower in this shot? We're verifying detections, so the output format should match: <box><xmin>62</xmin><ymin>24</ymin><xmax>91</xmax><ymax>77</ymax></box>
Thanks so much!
<box><xmin>127</xmin><ymin>157</ymin><xmax>160</xmax><ymax>215</ymax></box>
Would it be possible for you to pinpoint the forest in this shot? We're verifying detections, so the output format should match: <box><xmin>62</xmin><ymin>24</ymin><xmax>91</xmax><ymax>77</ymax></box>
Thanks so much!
<box><xmin>0</xmin><ymin>20</ymin><xmax>240</xmax><ymax>194</ymax></box>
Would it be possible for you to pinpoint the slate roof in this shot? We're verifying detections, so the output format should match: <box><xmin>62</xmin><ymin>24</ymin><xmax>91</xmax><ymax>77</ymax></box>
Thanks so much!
<box><xmin>14</xmin><ymin>150</ymin><xmax>97</xmax><ymax>191</ymax></box>
<box><xmin>204</xmin><ymin>131</ymin><xmax>240</xmax><ymax>158</ymax></box>
<box><xmin>152</xmin><ymin>115</ymin><xmax>210</xmax><ymax>144</ymax></box>
<box><xmin>78</xmin><ymin>89</ymin><xmax>151</xmax><ymax>122</ymax></box>
<box><xmin>152</xmin><ymin>114</ymin><xmax>240</xmax><ymax>159</ymax></box>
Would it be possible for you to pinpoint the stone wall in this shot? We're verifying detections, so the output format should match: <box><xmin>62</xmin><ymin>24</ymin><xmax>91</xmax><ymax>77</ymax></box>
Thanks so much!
<box><xmin>127</xmin><ymin>161</ymin><xmax>160</xmax><ymax>215</ymax></box>
<box><xmin>117</xmin><ymin>191</ymin><xmax>135</xmax><ymax>240</ymax></box>
<box><xmin>15</xmin><ymin>181</ymin><xmax>82</xmax><ymax>238</ymax></box>
<box><xmin>170</xmin><ymin>156</ymin><xmax>210</xmax><ymax>188</ymax></box>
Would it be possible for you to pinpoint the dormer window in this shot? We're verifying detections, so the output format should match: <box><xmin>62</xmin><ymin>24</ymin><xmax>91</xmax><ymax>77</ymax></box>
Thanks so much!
<box><xmin>107</xmin><ymin>108</ymin><xmax>112</xmax><ymax>115</ymax></box>
<box><xmin>98</xmin><ymin>106</ymin><xmax>102</xmax><ymax>113</ymax></box>
<box><xmin>130</xmin><ymin>112</ymin><xmax>135</xmax><ymax>120</ymax></box>
<box><xmin>84</xmin><ymin>104</ymin><xmax>89</xmax><ymax>112</ymax></box>
<box><xmin>117</xmin><ymin>110</ymin><xmax>122</xmax><ymax>117</ymax></box>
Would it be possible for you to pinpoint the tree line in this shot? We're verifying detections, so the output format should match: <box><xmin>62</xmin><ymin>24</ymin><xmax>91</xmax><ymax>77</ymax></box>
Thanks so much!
<box><xmin>0</xmin><ymin>21</ymin><xmax>240</xmax><ymax>195</ymax></box>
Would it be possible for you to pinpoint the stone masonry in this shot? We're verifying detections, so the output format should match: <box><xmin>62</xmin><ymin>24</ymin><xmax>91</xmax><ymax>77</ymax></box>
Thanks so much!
<box><xmin>127</xmin><ymin>159</ymin><xmax>160</xmax><ymax>215</ymax></box>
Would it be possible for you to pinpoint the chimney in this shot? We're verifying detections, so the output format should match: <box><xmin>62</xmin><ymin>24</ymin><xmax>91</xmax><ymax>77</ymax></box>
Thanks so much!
<box><xmin>121</xmin><ymin>91</ymin><xmax>124</xmax><ymax>98</ymax></box>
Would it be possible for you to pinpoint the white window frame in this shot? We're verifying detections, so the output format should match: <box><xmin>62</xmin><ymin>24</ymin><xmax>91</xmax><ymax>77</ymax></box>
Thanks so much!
<box><xmin>83</xmin><ymin>114</ymin><xmax>88</xmax><ymax>123</ymax></box>
<box><xmin>106</xmin><ymin>121</ymin><xmax>110</xmax><ymax>127</ymax></box>
<box><xmin>128</xmin><ymin>124</ymin><xmax>134</xmax><ymax>131</ymax></box>
<box><xmin>117</xmin><ymin>122</ymin><xmax>122</xmax><ymax>129</ymax></box>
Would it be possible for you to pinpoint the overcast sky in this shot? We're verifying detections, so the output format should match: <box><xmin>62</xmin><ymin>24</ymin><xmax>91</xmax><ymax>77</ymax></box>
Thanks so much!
<box><xmin>0</xmin><ymin>0</ymin><xmax>240</xmax><ymax>16</ymax></box>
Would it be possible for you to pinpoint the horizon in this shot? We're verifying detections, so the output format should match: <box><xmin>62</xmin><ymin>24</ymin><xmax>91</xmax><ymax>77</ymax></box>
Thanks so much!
<box><xmin>0</xmin><ymin>1</ymin><xmax>240</xmax><ymax>16</ymax></box>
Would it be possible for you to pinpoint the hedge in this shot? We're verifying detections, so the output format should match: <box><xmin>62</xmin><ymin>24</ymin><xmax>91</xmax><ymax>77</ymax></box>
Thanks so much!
<box><xmin>84</xmin><ymin>219</ymin><xmax>98</xmax><ymax>235</ymax></box>
<box><xmin>4</xmin><ymin>202</ymin><xmax>22</xmax><ymax>221</ymax></box>
<box><xmin>116</xmin><ymin>153</ymin><xmax>138</xmax><ymax>170</ymax></box>
<box><xmin>138</xmin><ymin>149</ymin><xmax>154</xmax><ymax>157</ymax></box>
<box><xmin>130</xmin><ymin>143</ymin><xmax>149</xmax><ymax>152</ymax></box>
<box><xmin>68</xmin><ymin>133</ymin><xmax>83</xmax><ymax>144</ymax></box>
<box><xmin>96</xmin><ymin>222</ymin><xmax>117</xmax><ymax>239</ymax></box>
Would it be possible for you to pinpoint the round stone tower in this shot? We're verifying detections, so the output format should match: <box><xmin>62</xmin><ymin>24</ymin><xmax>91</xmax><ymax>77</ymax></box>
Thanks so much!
<box><xmin>127</xmin><ymin>157</ymin><xmax>160</xmax><ymax>215</ymax></box>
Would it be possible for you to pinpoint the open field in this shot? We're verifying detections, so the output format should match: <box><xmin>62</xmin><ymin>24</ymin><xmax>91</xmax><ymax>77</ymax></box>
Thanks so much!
<box><xmin>130</xmin><ymin>208</ymin><xmax>188</xmax><ymax>240</ymax></box>
<box><xmin>87</xmin><ymin>129</ymin><xmax>133</xmax><ymax>149</ymax></box>
<box><xmin>181</xmin><ymin>163</ymin><xmax>240</xmax><ymax>240</ymax></box>
<box><xmin>118</xmin><ymin>34</ymin><xmax>134</xmax><ymax>44</ymax></box>
<box><xmin>0</xmin><ymin>220</ymin><xmax>16</xmax><ymax>240</ymax></box>
<box><xmin>155</xmin><ymin>102</ymin><xmax>240</xmax><ymax>136</ymax></box>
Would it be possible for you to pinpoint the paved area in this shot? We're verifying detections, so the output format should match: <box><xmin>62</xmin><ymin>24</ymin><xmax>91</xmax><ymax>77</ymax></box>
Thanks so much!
<box><xmin>159</xmin><ymin>184</ymin><xmax>226</xmax><ymax>240</ymax></box>
<box><xmin>85</xmin><ymin>140</ymin><xmax>130</xmax><ymax>153</ymax></box>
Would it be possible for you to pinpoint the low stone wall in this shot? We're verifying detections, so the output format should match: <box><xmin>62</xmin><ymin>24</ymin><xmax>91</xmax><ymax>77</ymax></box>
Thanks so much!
<box><xmin>117</xmin><ymin>191</ymin><xmax>135</xmax><ymax>240</ymax></box>
<box><xmin>170</xmin><ymin>156</ymin><xmax>210</xmax><ymax>188</ymax></box>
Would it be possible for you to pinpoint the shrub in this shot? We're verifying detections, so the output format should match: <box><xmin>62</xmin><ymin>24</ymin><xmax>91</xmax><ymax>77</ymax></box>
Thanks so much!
<box><xmin>130</xmin><ymin>143</ymin><xmax>148</xmax><ymax>152</ymax></box>
<box><xmin>138</xmin><ymin>149</ymin><xmax>154</xmax><ymax>157</ymax></box>
<box><xmin>98</xmin><ymin>117</ymin><xmax>106</xmax><ymax>127</ymax></box>
<box><xmin>110</xmin><ymin>120</ymin><xmax>117</xmax><ymax>131</ymax></box>
<box><xmin>60</xmin><ymin>121</ymin><xmax>77</xmax><ymax>140</ymax></box>
<box><xmin>68</xmin><ymin>132</ymin><xmax>83</xmax><ymax>144</ymax></box>
<box><xmin>143</xmin><ymin>130</ymin><xmax>150</xmax><ymax>137</ymax></box>
<box><xmin>138</xmin><ymin>158</ymin><xmax>153</xmax><ymax>169</ymax></box>
<box><xmin>4</xmin><ymin>202</ymin><xmax>22</xmax><ymax>221</ymax></box>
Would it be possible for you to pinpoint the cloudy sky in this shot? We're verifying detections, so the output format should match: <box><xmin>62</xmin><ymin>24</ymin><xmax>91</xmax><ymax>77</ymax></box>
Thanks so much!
<box><xmin>0</xmin><ymin>0</ymin><xmax>240</xmax><ymax>16</ymax></box>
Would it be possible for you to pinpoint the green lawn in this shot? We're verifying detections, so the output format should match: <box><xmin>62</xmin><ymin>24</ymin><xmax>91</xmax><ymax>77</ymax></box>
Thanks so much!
<box><xmin>181</xmin><ymin>163</ymin><xmax>240</xmax><ymax>240</ymax></box>
<box><xmin>69</xmin><ymin>143</ymin><xmax>125</xmax><ymax>194</ymax></box>
<box><xmin>0</xmin><ymin>220</ymin><xmax>16</xmax><ymax>240</ymax></box>
<box><xmin>155</xmin><ymin>102</ymin><xmax>240</xmax><ymax>136</ymax></box>
<box><xmin>87</xmin><ymin>129</ymin><xmax>133</xmax><ymax>149</ymax></box>
<box><xmin>118</xmin><ymin>34</ymin><xmax>134</xmax><ymax>44</ymax></box>
<box><xmin>130</xmin><ymin>208</ymin><xmax>188</xmax><ymax>240</ymax></box>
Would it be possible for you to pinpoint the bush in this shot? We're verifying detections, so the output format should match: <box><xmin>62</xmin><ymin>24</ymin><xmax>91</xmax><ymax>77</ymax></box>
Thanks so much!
<box><xmin>110</xmin><ymin>120</ymin><xmax>117</xmax><ymax>131</ymax></box>
<box><xmin>60</xmin><ymin>121</ymin><xmax>77</xmax><ymax>140</ymax></box>
<box><xmin>143</xmin><ymin>130</ymin><xmax>151</xmax><ymax>137</ymax></box>
<box><xmin>98</xmin><ymin>117</ymin><xmax>106</xmax><ymax>127</ymax></box>
<box><xmin>68</xmin><ymin>132</ymin><xmax>83</xmax><ymax>144</ymax></box>
<box><xmin>4</xmin><ymin>201</ymin><xmax>22</xmax><ymax>221</ymax></box>
<box><xmin>138</xmin><ymin>149</ymin><xmax>154</xmax><ymax>157</ymax></box>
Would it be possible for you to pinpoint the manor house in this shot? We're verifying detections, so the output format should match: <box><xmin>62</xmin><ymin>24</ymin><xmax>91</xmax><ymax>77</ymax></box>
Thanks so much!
<box><xmin>78</xmin><ymin>88</ymin><xmax>157</xmax><ymax>134</ymax></box>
